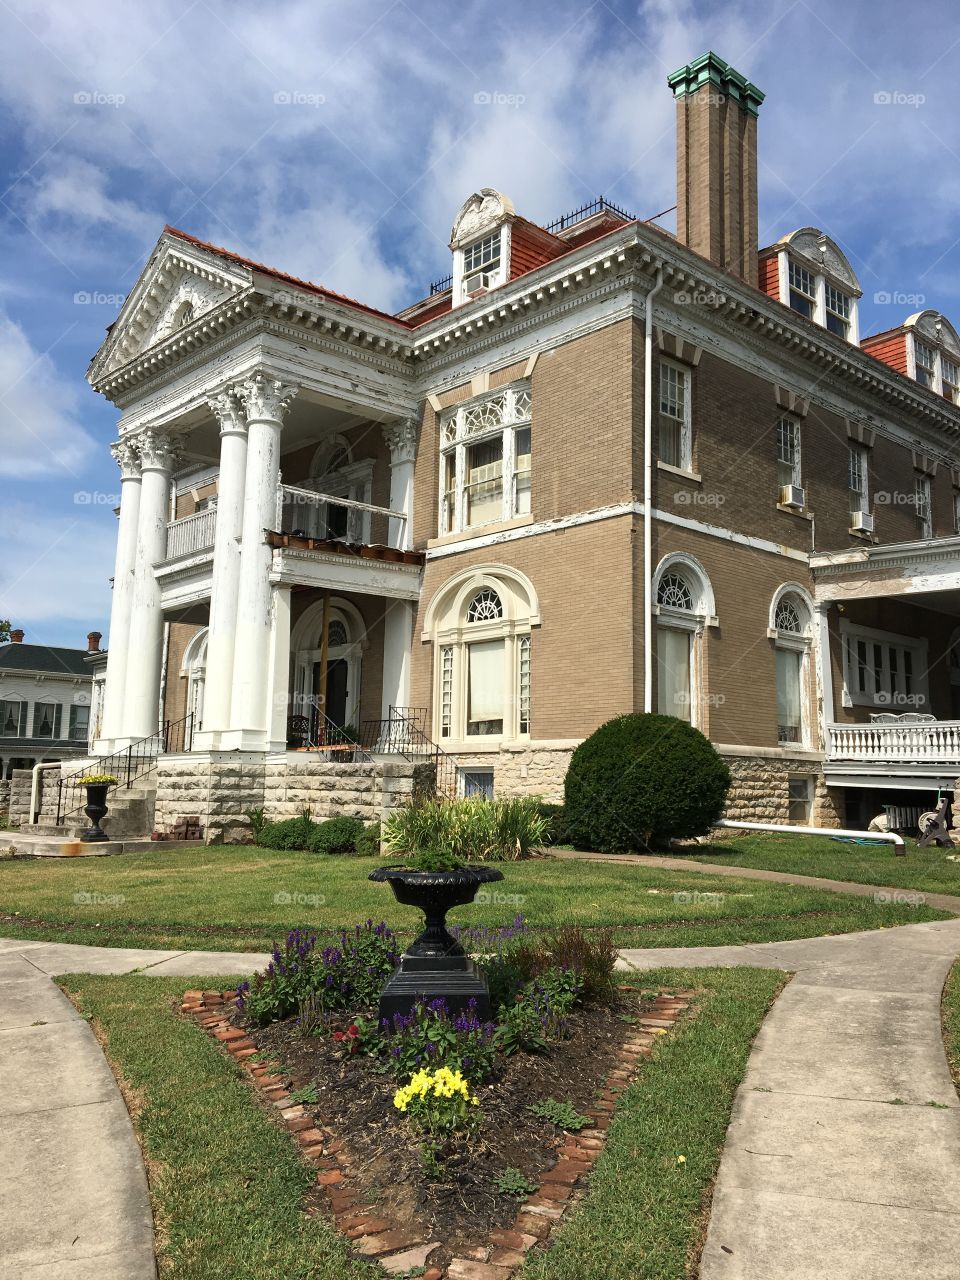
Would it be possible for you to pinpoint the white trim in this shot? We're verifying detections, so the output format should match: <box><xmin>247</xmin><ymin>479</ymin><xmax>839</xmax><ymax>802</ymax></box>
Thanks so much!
<box><xmin>838</xmin><ymin>619</ymin><xmax>930</xmax><ymax>710</ymax></box>
<box><xmin>425</xmin><ymin>500</ymin><xmax>811</xmax><ymax>563</ymax></box>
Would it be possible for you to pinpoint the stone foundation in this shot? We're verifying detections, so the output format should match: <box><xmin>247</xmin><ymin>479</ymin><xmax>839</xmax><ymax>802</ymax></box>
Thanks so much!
<box><xmin>450</xmin><ymin>743</ymin><xmax>577</xmax><ymax>804</ymax></box>
<box><xmin>719</xmin><ymin>751</ymin><xmax>842</xmax><ymax>828</ymax></box>
<box><xmin>0</xmin><ymin>780</ymin><xmax>9</xmax><ymax>820</ymax></box>
<box><xmin>155</xmin><ymin>753</ymin><xmax>436</xmax><ymax>844</ymax></box>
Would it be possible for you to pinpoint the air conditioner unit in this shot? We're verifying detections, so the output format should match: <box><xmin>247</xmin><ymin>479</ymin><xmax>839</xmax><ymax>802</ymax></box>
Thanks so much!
<box><xmin>780</xmin><ymin>484</ymin><xmax>806</xmax><ymax>509</ymax></box>
<box><xmin>464</xmin><ymin>270</ymin><xmax>492</xmax><ymax>296</ymax></box>
<box><xmin>850</xmin><ymin>509</ymin><xmax>875</xmax><ymax>534</ymax></box>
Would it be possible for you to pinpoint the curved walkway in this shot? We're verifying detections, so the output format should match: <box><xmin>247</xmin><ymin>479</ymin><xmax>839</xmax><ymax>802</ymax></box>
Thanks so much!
<box><xmin>2</xmin><ymin>909</ymin><xmax>960</xmax><ymax>1278</ymax></box>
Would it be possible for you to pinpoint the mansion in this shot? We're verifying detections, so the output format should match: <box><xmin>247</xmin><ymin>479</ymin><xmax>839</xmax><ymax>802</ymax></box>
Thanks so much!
<box><xmin>82</xmin><ymin>50</ymin><xmax>960</xmax><ymax>840</ymax></box>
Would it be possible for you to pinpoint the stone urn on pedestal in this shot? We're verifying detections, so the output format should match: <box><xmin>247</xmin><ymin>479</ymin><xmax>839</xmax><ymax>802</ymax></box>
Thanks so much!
<box><xmin>369</xmin><ymin>856</ymin><xmax>504</xmax><ymax>1021</ymax></box>
<box><xmin>76</xmin><ymin>774</ymin><xmax>117</xmax><ymax>843</ymax></box>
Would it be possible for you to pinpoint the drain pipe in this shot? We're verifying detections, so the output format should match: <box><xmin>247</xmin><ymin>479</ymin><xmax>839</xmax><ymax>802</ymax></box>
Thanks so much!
<box><xmin>643</xmin><ymin>263</ymin><xmax>665</xmax><ymax>713</ymax></box>
<box><xmin>716</xmin><ymin>818</ymin><xmax>905</xmax><ymax>856</ymax></box>
<box><xmin>29</xmin><ymin>761</ymin><xmax>63</xmax><ymax>826</ymax></box>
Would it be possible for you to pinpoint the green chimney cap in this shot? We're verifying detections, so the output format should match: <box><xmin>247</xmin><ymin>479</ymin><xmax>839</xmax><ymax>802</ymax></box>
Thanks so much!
<box><xmin>667</xmin><ymin>51</ymin><xmax>765</xmax><ymax>117</ymax></box>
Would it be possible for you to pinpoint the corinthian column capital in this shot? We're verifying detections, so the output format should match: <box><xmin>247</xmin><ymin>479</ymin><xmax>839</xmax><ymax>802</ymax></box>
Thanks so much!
<box><xmin>111</xmin><ymin>438</ymin><xmax>142</xmax><ymax>479</ymax></box>
<box><xmin>207</xmin><ymin>388</ymin><xmax>247</xmax><ymax>437</ymax></box>
<box><xmin>236</xmin><ymin>371</ymin><xmax>298</xmax><ymax>423</ymax></box>
<box><xmin>382</xmin><ymin>418</ymin><xmax>418</xmax><ymax>465</ymax></box>
<box><xmin>137</xmin><ymin>427</ymin><xmax>179</xmax><ymax>473</ymax></box>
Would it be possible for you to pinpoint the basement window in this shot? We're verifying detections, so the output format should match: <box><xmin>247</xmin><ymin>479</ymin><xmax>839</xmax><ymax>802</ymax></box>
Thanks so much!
<box><xmin>787</xmin><ymin>775</ymin><xmax>814</xmax><ymax>824</ymax></box>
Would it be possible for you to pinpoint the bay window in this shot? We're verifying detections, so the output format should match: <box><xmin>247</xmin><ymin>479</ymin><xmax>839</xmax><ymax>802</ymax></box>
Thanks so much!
<box><xmin>439</xmin><ymin>384</ymin><xmax>532</xmax><ymax>534</ymax></box>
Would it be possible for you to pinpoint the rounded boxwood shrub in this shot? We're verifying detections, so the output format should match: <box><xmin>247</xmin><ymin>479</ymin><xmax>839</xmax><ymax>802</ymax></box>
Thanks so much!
<box><xmin>354</xmin><ymin>822</ymin><xmax>381</xmax><ymax>857</ymax></box>
<box><xmin>258</xmin><ymin>815</ymin><xmax>316</xmax><ymax>850</ymax></box>
<box><xmin>563</xmin><ymin>713</ymin><xmax>731</xmax><ymax>853</ymax></box>
<box><xmin>307</xmin><ymin>815</ymin><xmax>366</xmax><ymax>855</ymax></box>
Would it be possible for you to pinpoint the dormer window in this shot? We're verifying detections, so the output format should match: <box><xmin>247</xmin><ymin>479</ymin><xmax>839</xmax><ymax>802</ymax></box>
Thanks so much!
<box><xmin>825</xmin><ymin>284</ymin><xmax>851</xmax><ymax>338</ymax></box>
<box><xmin>463</xmin><ymin>233</ymin><xmax>500</xmax><ymax>279</ymax></box>
<box><xmin>448</xmin><ymin>188</ymin><xmax>515</xmax><ymax>307</ymax></box>
<box><xmin>943</xmin><ymin>357</ymin><xmax>959</xmax><ymax>404</ymax></box>
<box><xmin>788</xmin><ymin>261</ymin><xmax>816</xmax><ymax>318</ymax></box>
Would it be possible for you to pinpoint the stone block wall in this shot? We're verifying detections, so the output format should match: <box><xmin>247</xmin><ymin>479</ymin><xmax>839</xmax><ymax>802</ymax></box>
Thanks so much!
<box><xmin>720</xmin><ymin>753</ymin><xmax>842</xmax><ymax>828</ymax></box>
<box><xmin>471</xmin><ymin>745</ymin><xmax>575</xmax><ymax>804</ymax></box>
<box><xmin>154</xmin><ymin>754</ymin><xmax>434</xmax><ymax>845</ymax></box>
<box><xmin>0</xmin><ymin>781</ymin><xmax>9</xmax><ymax>820</ymax></box>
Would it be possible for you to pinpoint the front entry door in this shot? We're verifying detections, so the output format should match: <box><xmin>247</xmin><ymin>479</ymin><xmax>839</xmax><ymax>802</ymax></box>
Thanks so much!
<box><xmin>312</xmin><ymin>658</ymin><xmax>349</xmax><ymax>728</ymax></box>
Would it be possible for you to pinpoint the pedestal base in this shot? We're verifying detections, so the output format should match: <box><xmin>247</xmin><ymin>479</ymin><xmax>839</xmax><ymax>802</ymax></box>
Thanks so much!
<box><xmin>378</xmin><ymin>953</ymin><xmax>492</xmax><ymax>1022</ymax></box>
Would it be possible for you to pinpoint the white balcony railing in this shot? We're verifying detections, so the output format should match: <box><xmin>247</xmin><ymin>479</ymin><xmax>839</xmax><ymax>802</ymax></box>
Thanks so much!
<box><xmin>279</xmin><ymin>484</ymin><xmax>407</xmax><ymax>549</ymax></box>
<box><xmin>165</xmin><ymin>507</ymin><xmax>216</xmax><ymax>560</ymax></box>
<box><xmin>827</xmin><ymin>720</ymin><xmax>960</xmax><ymax>764</ymax></box>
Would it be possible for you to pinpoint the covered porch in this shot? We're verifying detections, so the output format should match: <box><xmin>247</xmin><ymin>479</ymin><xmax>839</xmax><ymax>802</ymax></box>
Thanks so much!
<box><xmin>812</xmin><ymin>535</ymin><xmax>960</xmax><ymax>811</ymax></box>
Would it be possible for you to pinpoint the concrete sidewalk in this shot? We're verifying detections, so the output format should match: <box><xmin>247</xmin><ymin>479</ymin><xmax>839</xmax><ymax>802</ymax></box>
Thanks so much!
<box><xmin>621</xmin><ymin>915</ymin><xmax>960</xmax><ymax>1280</ymax></box>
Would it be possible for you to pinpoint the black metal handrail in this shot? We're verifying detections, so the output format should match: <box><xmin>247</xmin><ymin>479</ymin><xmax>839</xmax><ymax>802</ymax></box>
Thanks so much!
<box><xmin>429</xmin><ymin>273</ymin><xmax>453</xmax><ymax>296</ymax></box>
<box><xmin>543</xmin><ymin>195</ymin><xmax>635</xmax><ymax>235</ymax></box>
<box><xmin>55</xmin><ymin>712</ymin><xmax>194</xmax><ymax>825</ymax></box>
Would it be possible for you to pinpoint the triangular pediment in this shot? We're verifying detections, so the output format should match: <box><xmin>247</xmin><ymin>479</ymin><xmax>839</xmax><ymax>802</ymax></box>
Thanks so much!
<box><xmin>89</xmin><ymin>230</ymin><xmax>253</xmax><ymax>382</ymax></box>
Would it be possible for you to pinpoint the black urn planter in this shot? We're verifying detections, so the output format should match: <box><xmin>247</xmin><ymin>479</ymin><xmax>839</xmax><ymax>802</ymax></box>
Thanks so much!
<box><xmin>369</xmin><ymin>863</ymin><xmax>504</xmax><ymax>1021</ymax></box>
<box><xmin>81</xmin><ymin>783</ymin><xmax>111</xmax><ymax>843</ymax></box>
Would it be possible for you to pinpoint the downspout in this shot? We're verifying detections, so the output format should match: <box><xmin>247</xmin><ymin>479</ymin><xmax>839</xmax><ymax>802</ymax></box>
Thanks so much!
<box><xmin>643</xmin><ymin>264</ymin><xmax>665</xmax><ymax>713</ymax></box>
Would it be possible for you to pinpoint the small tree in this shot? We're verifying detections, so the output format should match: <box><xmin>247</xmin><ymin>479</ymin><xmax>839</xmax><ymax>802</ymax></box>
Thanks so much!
<box><xmin>0</xmin><ymin>621</ymin><xmax>10</xmax><ymax>643</ymax></box>
<box><xmin>563</xmin><ymin>713</ymin><xmax>731</xmax><ymax>853</ymax></box>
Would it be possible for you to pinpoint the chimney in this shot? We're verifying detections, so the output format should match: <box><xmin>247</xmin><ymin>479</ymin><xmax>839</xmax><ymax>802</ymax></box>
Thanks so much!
<box><xmin>668</xmin><ymin>52</ymin><xmax>764</xmax><ymax>287</ymax></box>
<box><xmin>10</xmin><ymin>629</ymin><xmax>24</xmax><ymax>643</ymax></box>
<box><xmin>87</xmin><ymin>631</ymin><xmax>102</xmax><ymax>653</ymax></box>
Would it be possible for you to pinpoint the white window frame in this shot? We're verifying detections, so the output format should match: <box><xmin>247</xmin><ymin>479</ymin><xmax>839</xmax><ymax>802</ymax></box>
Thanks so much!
<box><xmin>452</xmin><ymin>223</ymin><xmax>511</xmax><ymax>305</ymax></box>
<box><xmin>848</xmin><ymin>442</ymin><xmax>870</xmax><ymax>514</ymax></box>
<box><xmin>780</xmin><ymin>252</ymin><xmax>860</xmax><ymax>343</ymax></box>
<box><xmin>769</xmin><ymin>590</ymin><xmax>813</xmax><ymax>748</ymax></box>
<box><xmin>914</xmin><ymin>474</ymin><xmax>933</xmax><ymax>539</ymax></box>
<box><xmin>839</xmin><ymin>620</ymin><xmax>929</xmax><ymax>710</ymax></box>
<box><xmin>776</xmin><ymin>416</ymin><xmax>802</xmax><ymax>491</ymax></box>
<box><xmin>653</xmin><ymin>554</ymin><xmax>717</xmax><ymax>729</ymax></box>
<box><xmin>0</xmin><ymin>699</ymin><xmax>27</xmax><ymax>738</ymax></box>
<box><xmin>438</xmin><ymin>383</ymin><xmax>532</xmax><ymax>535</ymax></box>
<box><xmin>824</xmin><ymin>283</ymin><xmax>851</xmax><ymax>338</ymax></box>
<box><xmin>658</xmin><ymin>357</ymin><xmax>693</xmax><ymax>471</ymax></box>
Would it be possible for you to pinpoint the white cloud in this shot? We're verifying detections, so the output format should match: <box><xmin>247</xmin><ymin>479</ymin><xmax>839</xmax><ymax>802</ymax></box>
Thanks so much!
<box><xmin>0</xmin><ymin>312</ymin><xmax>97</xmax><ymax>477</ymax></box>
<box><xmin>0</xmin><ymin>502</ymin><xmax>115</xmax><ymax>643</ymax></box>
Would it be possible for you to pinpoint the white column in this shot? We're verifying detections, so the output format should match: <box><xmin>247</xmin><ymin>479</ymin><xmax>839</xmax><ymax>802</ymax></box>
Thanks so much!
<box><xmin>815</xmin><ymin>601</ymin><xmax>835</xmax><ymax>755</ymax></box>
<box><xmin>193</xmin><ymin>389</ymin><xmax>249</xmax><ymax>750</ymax></box>
<box><xmin>95</xmin><ymin>440</ymin><xmax>142</xmax><ymax>752</ymax></box>
<box><xmin>383</xmin><ymin>420</ymin><xmax>417</xmax><ymax>549</ymax></box>
<box><xmin>267</xmin><ymin>585</ymin><xmax>293</xmax><ymax>752</ymax></box>
<box><xmin>381</xmin><ymin>600</ymin><xmax>413</xmax><ymax>718</ymax></box>
<box><xmin>122</xmin><ymin>428</ymin><xmax>176</xmax><ymax>743</ymax></box>
<box><xmin>224</xmin><ymin>372</ymin><xmax>297</xmax><ymax>750</ymax></box>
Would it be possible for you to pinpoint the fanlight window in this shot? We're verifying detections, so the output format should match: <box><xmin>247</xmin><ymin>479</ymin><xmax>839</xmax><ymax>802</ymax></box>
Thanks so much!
<box><xmin>467</xmin><ymin>588</ymin><xmax>503</xmax><ymax>623</ymax></box>
<box><xmin>174</xmin><ymin>301</ymin><xmax>194</xmax><ymax>328</ymax></box>
<box><xmin>327</xmin><ymin>620</ymin><xmax>348</xmax><ymax>648</ymax></box>
<box><xmin>657</xmin><ymin>573</ymin><xmax>694</xmax><ymax>611</ymax></box>
<box><xmin>774</xmin><ymin>599</ymin><xmax>802</xmax><ymax>634</ymax></box>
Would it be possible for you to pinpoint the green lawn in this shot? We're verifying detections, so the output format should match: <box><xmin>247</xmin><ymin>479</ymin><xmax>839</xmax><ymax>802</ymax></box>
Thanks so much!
<box><xmin>0</xmin><ymin>843</ymin><xmax>949</xmax><ymax>952</ymax></box>
<box><xmin>57</xmin><ymin>966</ymin><xmax>784</xmax><ymax>1280</ymax></box>
<box><xmin>671</xmin><ymin>833</ymin><xmax>960</xmax><ymax>897</ymax></box>
<box><xmin>524</xmin><ymin>967</ymin><xmax>785</xmax><ymax>1280</ymax></box>
<box><xmin>58</xmin><ymin>973</ymin><xmax>379</xmax><ymax>1280</ymax></box>
<box><xmin>944</xmin><ymin>959</ymin><xmax>960</xmax><ymax>1099</ymax></box>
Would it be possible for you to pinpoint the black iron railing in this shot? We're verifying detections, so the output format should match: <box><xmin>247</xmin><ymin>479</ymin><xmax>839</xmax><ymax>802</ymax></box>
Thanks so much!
<box><xmin>543</xmin><ymin>195</ymin><xmax>635</xmax><ymax>235</ymax></box>
<box><xmin>287</xmin><ymin>704</ymin><xmax>456</xmax><ymax>799</ymax></box>
<box><xmin>428</xmin><ymin>272</ymin><xmax>453</xmax><ymax>296</ymax></box>
<box><xmin>55</xmin><ymin>712</ymin><xmax>194</xmax><ymax>825</ymax></box>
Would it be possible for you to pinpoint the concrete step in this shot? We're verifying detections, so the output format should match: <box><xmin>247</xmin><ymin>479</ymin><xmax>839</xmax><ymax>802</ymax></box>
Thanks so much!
<box><xmin>5</xmin><ymin>830</ymin><xmax>185</xmax><ymax>857</ymax></box>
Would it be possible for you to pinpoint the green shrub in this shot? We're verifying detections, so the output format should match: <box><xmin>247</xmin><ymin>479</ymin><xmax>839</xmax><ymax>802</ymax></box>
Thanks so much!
<box><xmin>535</xmin><ymin>801</ymin><xmax>569</xmax><ymax>845</ymax></box>
<box><xmin>257</xmin><ymin>815</ymin><xmax>316</xmax><ymax>851</ymax></box>
<box><xmin>307</xmin><ymin>816</ymin><xmax>365</xmax><ymax>855</ymax></box>
<box><xmin>354</xmin><ymin>822</ymin><xmax>381</xmax><ymax>857</ymax></box>
<box><xmin>563</xmin><ymin>713</ymin><xmax>731</xmax><ymax>852</ymax></box>
<box><xmin>382</xmin><ymin>796</ymin><xmax>548</xmax><ymax>862</ymax></box>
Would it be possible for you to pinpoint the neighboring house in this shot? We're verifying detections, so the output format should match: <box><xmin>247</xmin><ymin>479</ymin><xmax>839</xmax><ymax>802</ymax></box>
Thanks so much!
<box><xmin>85</xmin><ymin>50</ymin><xmax>960</xmax><ymax>835</ymax></box>
<box><xmin>0</xmin><ymin>630</ymin><xmax>102</xmax><ymax>778</ymax></box>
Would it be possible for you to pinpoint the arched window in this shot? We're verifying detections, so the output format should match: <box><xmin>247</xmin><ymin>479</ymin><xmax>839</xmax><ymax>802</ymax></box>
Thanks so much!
<box><xmin>769</xmin><ymin>585</ymin><xmax>814</xmax><ymax>746</ymax></box>
<box><xmin>181</xmin><ymin>628</ymin><xmax>208</xmax><ymax>730</ymax></box>
<box><xmin>425</xmin><ymin>566</ymin><xmax>540</xmax><ymax>742</ymax></box>
<box><xmin>653</xmin><ymin>555</ymin><xmax>716</xmax><ymax>726</ymax></box>
<box><xmin>173</xmin><ymin>300</ymin><xmax>195</xmax><ymax>329</ymax></box>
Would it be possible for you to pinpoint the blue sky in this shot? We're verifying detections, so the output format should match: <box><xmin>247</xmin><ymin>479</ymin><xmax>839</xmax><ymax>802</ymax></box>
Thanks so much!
<box><xmin>1</xmin><ymin>0</ymin><xmax>957</xmax><ymax>647</ymax></box>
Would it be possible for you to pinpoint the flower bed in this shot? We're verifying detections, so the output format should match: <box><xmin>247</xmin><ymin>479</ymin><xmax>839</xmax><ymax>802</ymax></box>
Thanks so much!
<box><xmin>183</xmin><ymin>918</ymin><xmax>695</xmax><ymax>1276</ymax></box>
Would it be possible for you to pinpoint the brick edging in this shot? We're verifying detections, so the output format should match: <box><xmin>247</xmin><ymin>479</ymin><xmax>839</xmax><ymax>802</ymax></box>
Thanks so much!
<box><xmin>181</xmin><ymin>986</ymin><xmax>693</xmax><ymax>1279</ymax></box>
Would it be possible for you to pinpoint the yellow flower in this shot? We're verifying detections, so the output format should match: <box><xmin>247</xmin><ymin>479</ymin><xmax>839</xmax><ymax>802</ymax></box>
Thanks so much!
<box><xmin>677</xmin><ymin>1155</ymin><xmax>686</xmax><ymax>1164</ymax></box>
